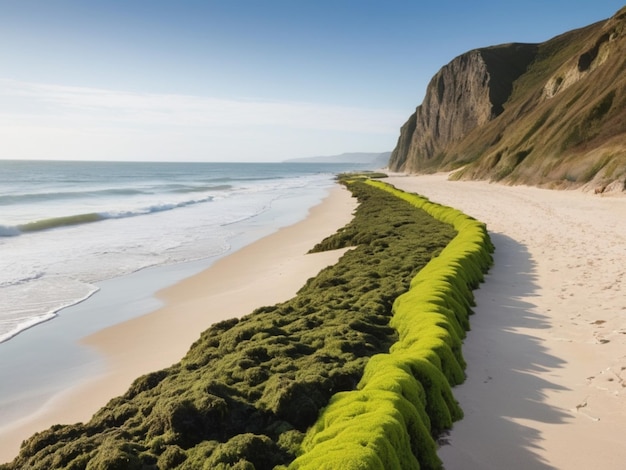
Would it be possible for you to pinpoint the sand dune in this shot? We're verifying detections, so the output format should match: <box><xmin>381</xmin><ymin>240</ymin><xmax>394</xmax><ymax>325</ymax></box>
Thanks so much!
<box><xmin>387</xmin><ymin>174</ymin><xmax>626</xmax><ymax>469</ymax></box>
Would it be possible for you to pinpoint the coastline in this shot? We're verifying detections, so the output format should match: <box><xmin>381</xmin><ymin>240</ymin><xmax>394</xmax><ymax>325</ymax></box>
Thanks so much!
<box><xmin>0</xmin><ymin>184</ymin><xmax>357</xmax><ymax>463</ymax></box>
<box><xmin>386</xmin><ymin>174</ymin><xmax>626</xmax><ymax>469</ymax></box>
<box><xmin>4</xmin><ymin>172</ymin><xmax>624</xmax><ymax>467</ymax></box>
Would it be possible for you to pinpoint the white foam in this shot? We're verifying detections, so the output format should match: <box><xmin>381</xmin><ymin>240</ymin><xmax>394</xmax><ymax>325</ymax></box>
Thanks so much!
<box><xmin>0</xmin><ymin>225</ymin><xmax>21</xmax><ymax>237</ymax></box>
<box><xmin>0</xmin><ymin>163</ymin><xmax>343</xmax><ymax>342</ymax></box>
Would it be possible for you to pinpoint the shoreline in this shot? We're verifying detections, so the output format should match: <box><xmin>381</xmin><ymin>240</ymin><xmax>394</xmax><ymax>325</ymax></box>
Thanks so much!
<box><xmin>386</xmin><ymin>174</ymin><xmax>626</xmax><ymax>469</ymax></box>
<box><xmin>4</xmin><ymin>173</ymin><xmax>625</xmax><ymax>467</ymax></box>
<box><xmin>0</xmin><ymin>184</ymin><xmax>357</xmax><ymax>464</ymax></box>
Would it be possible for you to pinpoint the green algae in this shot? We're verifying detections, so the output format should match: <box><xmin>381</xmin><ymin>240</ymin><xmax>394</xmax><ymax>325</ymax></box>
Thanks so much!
<box><xmin>2</xmin><ymin>180</ymin><xmax>461</xmax><ymax>470</ymax></box>
<box><xmin>289</xmin><ymin>179</ymin><xmax>493</xmax><ymax>470</ymax></box>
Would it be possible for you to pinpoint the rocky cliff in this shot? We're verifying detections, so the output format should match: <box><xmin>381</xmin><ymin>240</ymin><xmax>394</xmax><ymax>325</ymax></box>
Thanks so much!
<box><xmin>389</xmin><ymin>6</ymin><xmax>626</xmax><ymax>192</ymax></box>
<box><xmin>389</xmin><ymin>44</ymin><xmax>537</xmax><ymax>172</ymax></box>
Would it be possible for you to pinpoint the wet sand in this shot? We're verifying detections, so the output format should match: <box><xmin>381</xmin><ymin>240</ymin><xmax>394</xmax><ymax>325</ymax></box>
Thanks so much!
<box><xmin>0</xmin><ymin>185</ymin><xmax>357</xmax><ymax>463</ymax></box>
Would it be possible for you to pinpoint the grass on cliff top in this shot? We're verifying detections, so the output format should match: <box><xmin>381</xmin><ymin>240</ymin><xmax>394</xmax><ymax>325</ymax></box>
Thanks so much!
<box><xmin>2</xmin><ymin>178</ymin><xmax>456</xmax><ymax>470</ymax></box>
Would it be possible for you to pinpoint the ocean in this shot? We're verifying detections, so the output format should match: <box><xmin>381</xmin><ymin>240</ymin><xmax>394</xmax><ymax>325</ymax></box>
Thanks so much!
<box><xmin>0</xmin><ymin>160</ymin><xmax>368</xmax><ymax>344</ymax></box>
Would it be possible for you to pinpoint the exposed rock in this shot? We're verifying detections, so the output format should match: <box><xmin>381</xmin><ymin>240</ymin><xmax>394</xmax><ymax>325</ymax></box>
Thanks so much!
<box><xmin>389</xmin><ymin>7</ymin><xmax>626</xmax><ymax>190</ymax></box>
<box><xmin>389</xmin><ymin>44</ymin><xmax>537</xmax><ymax>172</ymax></box>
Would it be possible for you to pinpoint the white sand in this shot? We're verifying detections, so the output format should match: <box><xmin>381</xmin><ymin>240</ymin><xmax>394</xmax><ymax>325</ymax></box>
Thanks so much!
<box><xmin>0</xmin><ymin>185</ymin><xmax>357</xmax><ymax>463</ymax></box>
<box><xmin>387</xmin><ymin>174</ymin><xmax>626</xmax><ymax>469</ymax></box>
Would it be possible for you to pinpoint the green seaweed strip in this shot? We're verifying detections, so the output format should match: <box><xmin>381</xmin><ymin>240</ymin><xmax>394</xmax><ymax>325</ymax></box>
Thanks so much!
<box><xmin>289</xmin><ymin>180</ymin><xmax>493</xmax><ymax>470</ymax></box>
<box><xmin>3</xmin><ymin>179</ymin><xmax>458</xmax><ymax>470</ymax></box>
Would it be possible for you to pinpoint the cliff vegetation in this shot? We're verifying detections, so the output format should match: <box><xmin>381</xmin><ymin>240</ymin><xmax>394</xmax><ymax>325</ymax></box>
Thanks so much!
<box><xmin>389</xmin><ymin>6</ymin><xmax>626</xmax><ymax>192</ymax></box>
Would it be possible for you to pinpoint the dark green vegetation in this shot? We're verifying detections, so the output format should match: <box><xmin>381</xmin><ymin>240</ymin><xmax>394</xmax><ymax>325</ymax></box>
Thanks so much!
<box><xmin>3</xmin><ymin>179</ymin><xmax>466</xmax><ymax>470</ymax></box>
<box><xmin>389</xmin><ymin>6</ymin><xmax>626</xmax><ymax>191</ymax></box>
<box><xmin>290</xmin><ymin>180</ymin><xmax>493</xmax><ymax>469</ymax></box>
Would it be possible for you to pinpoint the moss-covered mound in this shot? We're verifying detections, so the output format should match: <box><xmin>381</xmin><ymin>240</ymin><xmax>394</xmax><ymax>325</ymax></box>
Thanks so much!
<box><xmin>289</xmin><ymin>179</ymin><xmax>493</xmax><ymax>470</ymax></box>
<box><xmin>2</xmin><ymin>180</ymin><xmax>458</xmax><ymax>470</ymax></box>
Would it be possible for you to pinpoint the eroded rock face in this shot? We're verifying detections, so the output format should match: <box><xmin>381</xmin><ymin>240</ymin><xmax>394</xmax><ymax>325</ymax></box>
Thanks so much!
<box><xmin>389</xmin><ymin>44</ymin><xmax>537</xmax><ymax>172</ymax></box>
<box><xmin>545</xmin><ymin>10</ymin><xmax>626</xmax><ymax>100</ymax></box>
<box><xmin>388</xmin><ymin>6</ymin><xmax>626</xmax><ymax>191</ymax></box>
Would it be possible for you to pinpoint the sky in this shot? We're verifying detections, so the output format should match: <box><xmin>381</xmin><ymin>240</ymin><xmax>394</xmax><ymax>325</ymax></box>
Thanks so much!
<box><xmin>0</xmin><ymin>1</ymin><xmax>624</xmax><ymax>162</ymax></box>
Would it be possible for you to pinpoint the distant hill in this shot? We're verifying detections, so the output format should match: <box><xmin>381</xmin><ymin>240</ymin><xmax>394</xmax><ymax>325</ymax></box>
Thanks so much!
<box><xmin>285</xmin><ymin>151</ymin><xmax>391</xmax><ymax>167</ymax></box>
<box><xmin>389</xmin><ymin>6</ymin><xmax>626</xmax><ymax>192</ymax></box>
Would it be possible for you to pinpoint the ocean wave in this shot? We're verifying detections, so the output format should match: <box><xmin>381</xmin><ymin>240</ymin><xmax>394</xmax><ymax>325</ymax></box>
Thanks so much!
<box><xmin>0</xmin><ymin>225</ymin><xmax>22</xmax><ymax>237</ymax></box>
<box><xmin>1</xmin><ymin>195</ymin><xmax>215</xmax><ymax>236</ymax></box>
<box><xmin>0</xmin><ymin>184</ymin><xmax>235</xmax><ymax>206</ymax></box>
<box><xmin>102</xmin><ymin>195</ymin><xmax>214</xmax><ymax>219</ymax></box>
<box><xmin>0</xmin><ymin>285</ymin><xmax>99</xmax><ymax>343</ymax></box>
<box><xmin>168</xmin><ymin>184</ymin><xmax>233</xmax><ymax>194</ymax></box>
<box><xmin>0</xmin><ymin>271</ymin><xmax>46</xmax><ymax>288</ymax></box>
<box><xmin>0</xmin><ymin>312</ymin><xmax>58</xmax><ymax>344</ymax></box>
<box><xmin>18</xmin><ymin>213</ymin><xmax>104</xmax><ymax>233</ymax></box>
<box><xmin>0</xmin><ymin>187</ymin><xmax>148</xmax><ymax>205</ymax></box>
<box><xmin>199</xmin><ymin>175</ymin><xmax>289</xmax><ymax>184</ymax></box>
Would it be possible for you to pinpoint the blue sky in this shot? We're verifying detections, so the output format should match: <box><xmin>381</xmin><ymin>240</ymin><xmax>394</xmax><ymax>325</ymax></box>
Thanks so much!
<box><xmin>0</xmin><ymin>1</ymin><xmax>624</xmax><ymax>162</ymax></box>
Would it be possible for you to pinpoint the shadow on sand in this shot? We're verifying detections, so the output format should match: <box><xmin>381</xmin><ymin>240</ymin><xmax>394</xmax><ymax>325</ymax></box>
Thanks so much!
<box><xmin>439</xmin><ymin>233</ymin><xmax>570</xmax><ymax>470</ymax></box>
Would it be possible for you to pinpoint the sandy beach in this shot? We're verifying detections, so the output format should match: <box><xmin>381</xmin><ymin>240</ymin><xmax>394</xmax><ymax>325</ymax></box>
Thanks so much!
<box><xmin>0</xmin><ymin>185</ymin><xmax>357</xmax><ymax>463</ymax></box>
<box><xmin>387</xmin><ymin>174</ymin><xmax>626</xmax><ymax>469</ymax></box>
<box><xmin>3</xmin><ymin>174</ymin><xmax>625</xmax><ymax>468</ymax></box>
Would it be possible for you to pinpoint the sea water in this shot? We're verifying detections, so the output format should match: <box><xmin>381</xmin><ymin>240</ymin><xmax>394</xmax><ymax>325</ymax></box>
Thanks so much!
<box><xmin>0</xmin><ymin>160</ymin><xmax>367</xmax><ymax>344</ymax></box>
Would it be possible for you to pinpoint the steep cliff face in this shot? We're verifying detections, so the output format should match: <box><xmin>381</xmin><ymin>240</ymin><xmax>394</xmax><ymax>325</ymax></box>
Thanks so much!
<box><xmin>389</xmin><ymin>6</ymin><xmax>626</xmax><ymax>191</ymax></box>
<box><xmin>389</xmin><ymin>44</ymin><xmax>537</xmax><ymax>172</ymax></box>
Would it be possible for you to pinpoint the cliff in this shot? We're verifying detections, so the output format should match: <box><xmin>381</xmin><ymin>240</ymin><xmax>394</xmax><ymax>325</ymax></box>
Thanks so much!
<box><xmin>389</xmin><ymin>6</ymin><xmax>626</xmax><ymax>192</ymax></box>
<box><xmin>389</xmin><ymin>44</ymin><xmax>538</xmax><ymax>172</ymax></box>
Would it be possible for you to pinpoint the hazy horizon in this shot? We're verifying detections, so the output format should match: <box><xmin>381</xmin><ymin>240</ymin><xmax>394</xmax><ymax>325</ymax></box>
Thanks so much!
<box><xmin>1</xmin><ymin>1</ymin><xmax>624</xmax><ymax>162</ymax></box>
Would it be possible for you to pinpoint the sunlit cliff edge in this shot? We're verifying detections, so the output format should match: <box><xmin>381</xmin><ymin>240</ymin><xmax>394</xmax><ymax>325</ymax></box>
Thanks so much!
<box><xmin>389</xmin><ymin>6</ymin><xmax>626</xmax><ymax>192</ymax></box>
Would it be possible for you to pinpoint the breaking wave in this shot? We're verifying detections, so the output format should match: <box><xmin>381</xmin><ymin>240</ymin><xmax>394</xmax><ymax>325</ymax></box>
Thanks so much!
<box><xmin>1</xmin><ymin>196</ymin><xmax>215</xmax><ymax>237</ymax></box>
